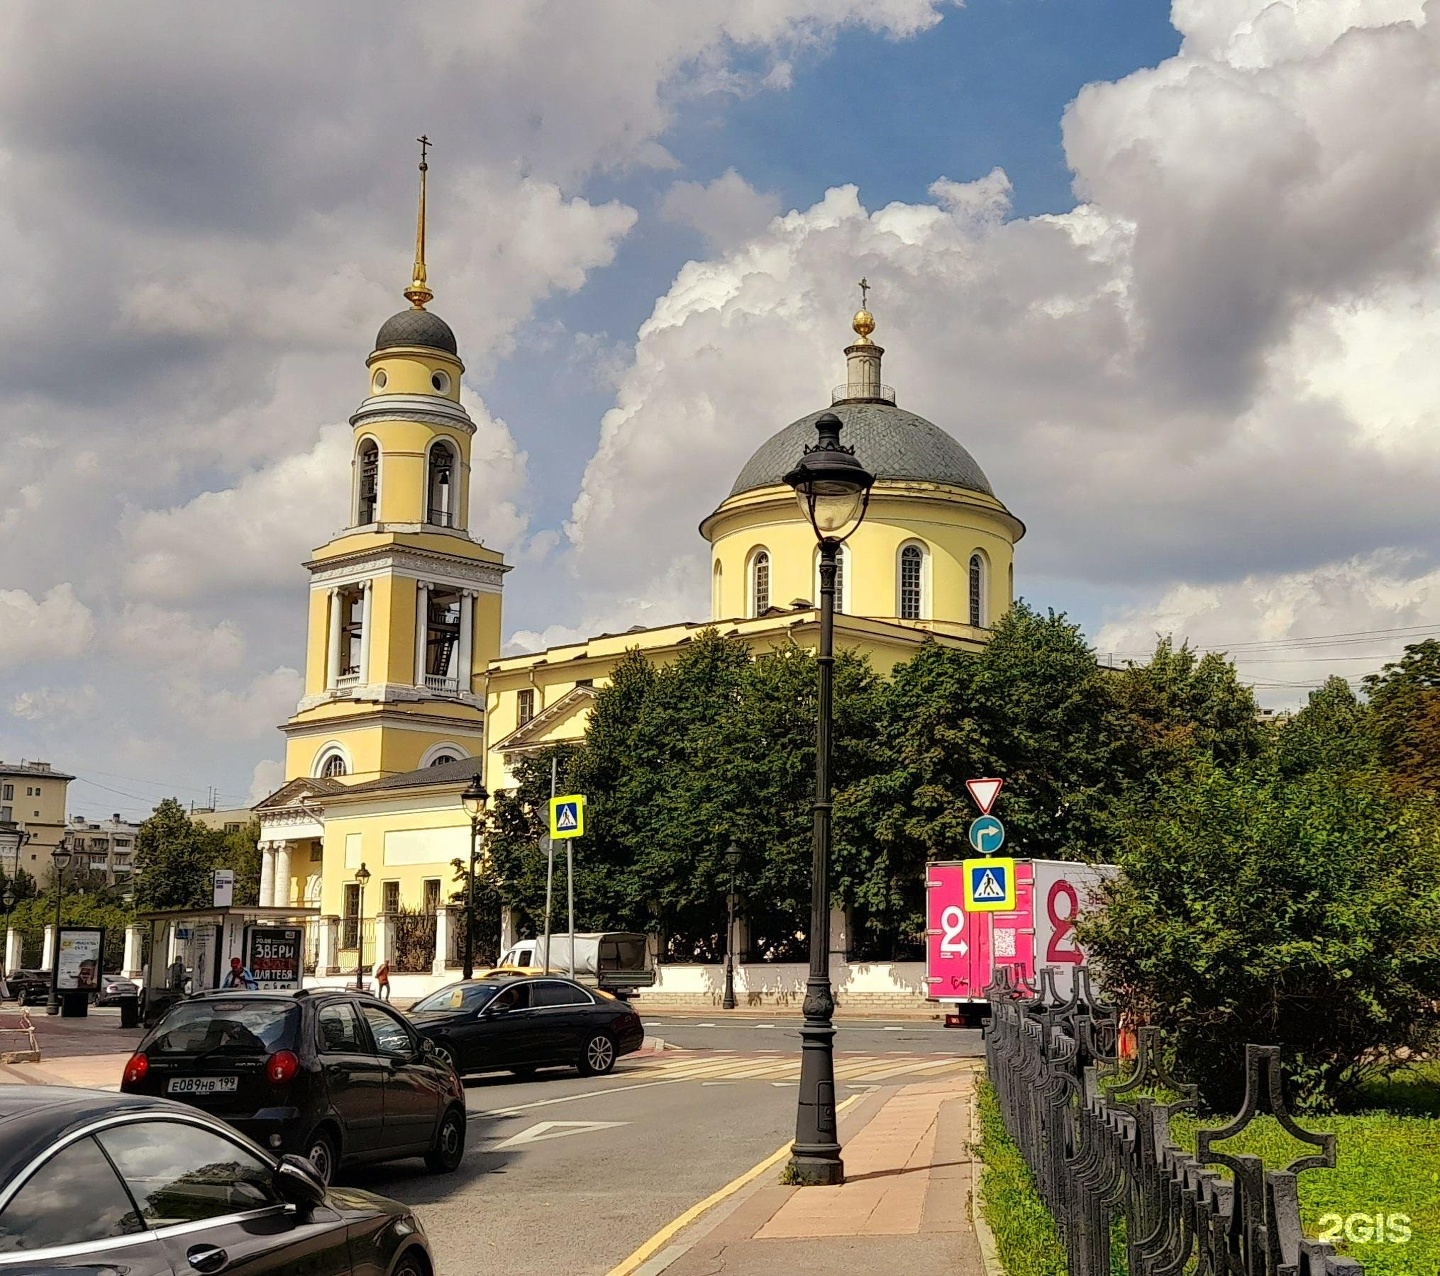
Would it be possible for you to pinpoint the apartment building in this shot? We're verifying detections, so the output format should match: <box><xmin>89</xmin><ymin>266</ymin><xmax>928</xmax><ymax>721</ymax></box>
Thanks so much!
<box><xmin>66</xmin><ymin>813</ymin><xmax>143</xmax><ymax>886</ymax></box>
<box><xmin>0</xmin><ymin>760</ymin><xmax>74</xmax><ymax>872</ymax></box>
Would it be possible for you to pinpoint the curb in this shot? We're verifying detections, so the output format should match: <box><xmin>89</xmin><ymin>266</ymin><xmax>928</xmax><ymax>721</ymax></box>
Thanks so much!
<box><xmin>970</xmin><ymin>1082</ymin><xmax>1004</xmax><ymax>1276</ymax></box>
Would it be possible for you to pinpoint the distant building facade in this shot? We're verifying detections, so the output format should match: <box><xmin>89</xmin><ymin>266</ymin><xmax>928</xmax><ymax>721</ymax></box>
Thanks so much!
<box><xmin>66</xmin><ymin>813</ymin><xmax>142</xmax><ymax>886</ymax></box>
<box><xmin>0</xmin><ymin>760</ymin><xmax>74</xmax><ymax>874</ymax></box>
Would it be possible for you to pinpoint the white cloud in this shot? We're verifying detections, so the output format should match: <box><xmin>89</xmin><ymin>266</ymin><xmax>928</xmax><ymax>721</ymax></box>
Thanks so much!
<box><xmin>10</xmin><ymin>684</ymin><xmax>97</xmax><ymax>723</ymax></box>
<box><xmin>171</xmin><ymin>667</ymin><xmax>305</xmax><ymax>742</ymax></box>
<box><xmin>0</xmin><ymin>584</ymin><xmax>95</xmax><ymax>663</ymax></box>
<box><xmin>247</xmin><ymin>758</ymin><xmax>284</xmax><ymax>806</ymax></box>
<box><xmin>662</xmin><ymin>169</ymin><xmax>782</xmax><ymax>251</ymax></box>
<box><xmin>110</xmin><ymin>604</ymin><xmax>246</xmax><ymax>673</ymax></box>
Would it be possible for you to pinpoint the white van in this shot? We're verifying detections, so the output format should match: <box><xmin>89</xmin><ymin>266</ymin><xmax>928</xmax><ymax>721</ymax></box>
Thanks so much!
<box><xmin>497</xmin><ymin>932</ymin><xmax>654</xmax><ymax>997</ymax></box>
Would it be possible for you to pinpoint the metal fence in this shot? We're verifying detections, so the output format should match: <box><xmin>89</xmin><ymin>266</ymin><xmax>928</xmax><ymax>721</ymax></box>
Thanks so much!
<box><xmin>983</xmin><ymin>964</ymin><xmax>1363</xmax><ymax>1276</ymax></box>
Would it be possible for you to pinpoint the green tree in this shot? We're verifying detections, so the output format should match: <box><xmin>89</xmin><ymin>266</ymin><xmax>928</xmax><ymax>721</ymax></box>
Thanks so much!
<box><xmin>218</xmin><ymin>820</ymin><xmax>262</xmax><ymax>906</ymax></box>
<box><xmin>1078</xmin><ymin>764</ymin><xmax>1440</xmax><ymax>1110</ymax></box>
<box><xmin>132</xmin><ymin>798</ymin><xmax>228</xmax><ymax>910</ymax></box>
<box><xmin>1363</xmin><ymin>639</ymin><xmax>1440</xmax><ymax>795</ymax></box>
<box><xmin>1273</xmin><ymin>676</ymin><xmax>1378</xmax><ymax>779</ymax></box>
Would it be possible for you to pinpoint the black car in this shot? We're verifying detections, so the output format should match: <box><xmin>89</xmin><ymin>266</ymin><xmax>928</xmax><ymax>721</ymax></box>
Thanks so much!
<box><xmin>121</xmin><ymin>987</ymin><xmax>467</xmax><ymax>1185</ymax></box>
<box><xmin>0</xmin><ymin>1085</ymin><xmax>431</xmax><ymax>1275</ymax></box>
<box><xmin>4</xmin><ymin>969</ymin><xmax>50</xmax><ymax>1006</ymax></box>
<box><xmin>407</xmin><ymin>975</ymin><xmax>645</xmax><ymax>1078</ymax></box>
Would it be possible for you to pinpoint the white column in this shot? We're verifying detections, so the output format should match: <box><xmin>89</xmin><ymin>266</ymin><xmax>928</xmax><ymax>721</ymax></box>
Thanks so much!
<box><xmin>259</xmin><ymin>843</ymin><xmax>276</xmax><ymax>908</ymax></box>
<box><xmin>457</xmin><ymin>590</ymin><xmax>474</xmax><ymax>693</ymax></box>
<box><xmin>500</xmin><ymin>906</ymin><xmax>518</xmax><ymax>952</ymax></box>
<box><xmin>318</xmin><ymin>916</ymin><xmax>339</xmax><ymax>976</ymax></box>
<box><xmin>41</xmin><ymin>924</ymin><xmax>56</xmax><ymax>972</ymax></box>
<box><xmin>326</xmin><ymin>588</ymin><xmax>343</xmax><ymax>688</ymax></box>
<box><xmin>357</xmin><ymin>580</ymin><xmax>373</xmax><ymax>685</ymax></box>
<box><xmin>4</xmin><ymin>927</ymin><xmax>22</xmax><ymax>975</ymax></box>
<box><xmin>274</xmin><ymin>843</ymin><xmax>293</xmax><ymax>909</ymax></box>
<box><xmin>432</xmin><ymin>907</ymin><xmax>451</xmax><ymax>977</ymax></box>
<box><xmin>123</xmin><ymin>925</ymin><xmax>144</xmax><ymax>978</ymax></box>
<box><xmin>829</xmin><ymin>905</ymin><xmax>850</xmax><ymax>964</ymax></box>
<box><xmin>374</xmin><ymin>911</ymin><xmax>393</xmax><ymax>965</ymax></box>
<box><xmin>414</xmin><ymin>581</ymin><xmax>429</xmax><ymax>686</ymax></box>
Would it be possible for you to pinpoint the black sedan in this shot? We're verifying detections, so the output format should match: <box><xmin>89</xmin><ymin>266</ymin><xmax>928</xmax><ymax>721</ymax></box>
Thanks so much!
<box><xmin>0</xmin><ymin>1085</ymin><xmax>431</xmax><ymax>1274</ymax></box>
<box><xmin>4</xmin><ymin>969</ymin><xmax>50</xmax><ymax>1006</ymax></box>
<box><xmin>407</xmin><ymin>975</ymin><xmax>645</xmax><ymax>1078</ymax></box>
<box><xmin>121</xmin><ymin>987</ymin><xmax>467</xmax><ymax>1185</ymax></box>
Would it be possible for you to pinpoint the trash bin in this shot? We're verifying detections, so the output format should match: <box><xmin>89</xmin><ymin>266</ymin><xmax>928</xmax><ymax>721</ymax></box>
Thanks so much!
<box><xmin>119</xmin><ymin>995</ymin><xmax>140</xmax><ymax>1029</ymax></box>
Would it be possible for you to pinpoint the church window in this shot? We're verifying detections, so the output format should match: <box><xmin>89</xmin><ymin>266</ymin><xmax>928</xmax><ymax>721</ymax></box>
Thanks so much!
<box><xmin>423</xmin><ymin>878</ymin><xmax>441</xmax><ymax>915</ymax></box>
<box><xmin>425</xmin><ymin>589</ymin><xmax>462</xmax><ymax>689</ymax></box>
<box><xmin>371</xmin><ymin>369</ymin><xmax>387</xmax><ymax>393</ymax></box>
<box><xmin>427</xmin><ymin>441</ymin><xmax>456</xmax><ymax>528</ymax></box>
<box><xmin>430</xmin><ymin>369</ymin><xmax>451</xmax><ymax>394</ymax></box>
<box><xmin>381</xmin><ymin>880</ymin><xmax>400</xmax><ymax>914</ymax></box>
<box><xmin>342</xmin><ymin>884</ymin><xmax>360</xmax><ymax>949</ymax></box>
<box><xmin>899</xmin><ymin>545</ymin><xmax>924</xmax><ymax>620</ymax></box>
<box><xmin>357</xmin><ymin>442</ymin><xmax>379</xmax><ymax>524</ymax></box>
<box><xmin>320</xmin><ymin>754</ymin><xmax>347</xmax><ymax>779</ymax></box>
<box><xmin>969</xmin><ymin>553</ymin><xmax>986</xmax><ymax>628</ymax></box>
<box><xmin>428</xmin><ymin>754</ymin><xmax>458</xmax><ymax>767</ymax></box>
<box><xmin>750</xmin><ymin>550</ymin><xmax>770</xmax><ymax>617</ymax></box>
<box><xmin>340</xmin><ymin>587</ymin><xmax>366</xmax><ymax>678</ymax></box>
<box><xmin>517</xmin><ymin>689</ymin><xmax>536</xmax><ymax>727</ymax></box>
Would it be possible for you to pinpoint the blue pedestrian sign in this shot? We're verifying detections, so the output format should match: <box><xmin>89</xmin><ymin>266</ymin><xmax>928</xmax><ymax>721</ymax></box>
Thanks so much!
<box><xmin>549</xmin><ymin>794</ymin><xmax>585</xmax><ymax>840</ymax></box>
<box><xmin>967</xmin><ymin>815</ymin><xmax>1005</xmax><ymax>854</ymax></box>
<box><xmin>962</xmin><ymin>856</ymin><xmax>1017</xmax><ymax>912</ymax></box>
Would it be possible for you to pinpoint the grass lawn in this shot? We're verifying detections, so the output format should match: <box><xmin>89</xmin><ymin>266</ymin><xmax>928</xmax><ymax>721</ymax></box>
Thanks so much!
<box><xmin>974</xmin><ymin>1079</ymin><xmax>1067</xmax><ymax>1276</ymax></box>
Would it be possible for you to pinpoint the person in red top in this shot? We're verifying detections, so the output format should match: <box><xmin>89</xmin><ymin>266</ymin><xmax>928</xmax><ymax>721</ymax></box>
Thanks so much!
<box><xmin>374</xmin><ymin>959</ymin><xmax>391</xmax><ymax>1001</ymax></box>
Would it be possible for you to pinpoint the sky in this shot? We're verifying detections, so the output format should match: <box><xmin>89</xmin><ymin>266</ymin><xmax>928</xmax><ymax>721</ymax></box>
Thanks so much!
<box><xmin>3</xmin><ymin>0</ymin><xmax>1440</xmax><ymax>819</ymax></box>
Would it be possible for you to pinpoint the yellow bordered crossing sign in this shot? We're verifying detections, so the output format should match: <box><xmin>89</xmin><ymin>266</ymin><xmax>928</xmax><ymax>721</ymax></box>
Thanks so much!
<box><xmin>549</xmin><ymin>794</ymin><xmax>585</xmax><ymax>840</ymax></box>
<box><xmin>962</xmin><ymin>856</ymin><xmax>1016</xmax><ymax>912</ymax></box>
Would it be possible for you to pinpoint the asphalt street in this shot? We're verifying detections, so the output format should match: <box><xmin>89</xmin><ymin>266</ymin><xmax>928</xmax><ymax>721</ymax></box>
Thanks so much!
<box><xmin>344</xmin><ymin>1042</ymin><xmax>979</xmax><ymax>1276</ymax></box>
<box><xmin>638</xmin><ymin>1012</ymin><xmax>985</xmax><ymax>1056</ymax></box>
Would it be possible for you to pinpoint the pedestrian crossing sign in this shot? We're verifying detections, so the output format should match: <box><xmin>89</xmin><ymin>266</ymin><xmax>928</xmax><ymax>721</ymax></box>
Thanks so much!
<box><xmin>549</xmin><ymin>794</ymin><xmax>585</xmax><ymax>840</ymax></box>
<box><xmin>962</xmin><ymin>857</ymin><xmax>1016</xmax><ymax>912</ymax></box>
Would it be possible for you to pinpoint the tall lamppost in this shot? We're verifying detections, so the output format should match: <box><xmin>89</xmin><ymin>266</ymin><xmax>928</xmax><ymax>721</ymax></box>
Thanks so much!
<box><xmin>783</xmin><ymin>410</ymin><xmax>874</xmax><ymax>1186</ymax></box>
<box><xmin>1</xmin><ymin>884</ymin><xmax>15</xmax><ymax>982</ymax></box>
<box><xmin>460</xmin><ymin>776</ymin><xmax>489</xmax><ymax>980</ymax></box>
<box><xmin>353</xmin><ymin>863</ymin><xmax>371</xmax><ymax>991</ymax></box>
<box><xmin>47</xmin><ymin>839</ymin><xmax>74</xmax><ymax>1016</ymax></box>
<box><xmin>722</xmin><ymin>844</ymin><xmax>741</xmax><ymax>1010</ymax></box>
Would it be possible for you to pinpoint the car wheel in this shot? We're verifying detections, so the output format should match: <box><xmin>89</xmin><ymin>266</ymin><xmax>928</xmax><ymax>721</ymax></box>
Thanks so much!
<box><xmin>434</xmin><ymin>1043</ymin><xmax>462</xmax><ymax>1076</ymax></box>
<box><xmin>304</xmin><ymin>1129</ymin><xmax>338</xmax><ymax>1186</ymax></box>
<box><xmin>390</xmin><ymin>1251</ymin><xmax>428</xmax><ymax>1276</ymax></box>
<box><xmin>579</xmin><ymin>1031</ymin><xmax>616</xmax><ymax>1076</ymax></box>
<box><xmin>424</xmin><ymin>1105</ymin><xmax>466</xmax><ymax>1173</ymax></box>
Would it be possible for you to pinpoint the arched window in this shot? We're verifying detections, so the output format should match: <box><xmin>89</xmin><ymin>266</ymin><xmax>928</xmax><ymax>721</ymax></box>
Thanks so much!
<box><xmin>319</xmin><ymin>753</ymin><xmax>347</xmax><ymax>779</ymax></box>
<box><xmin>712</xmin><ymin>561</ymin><xmax>723</xmax><ymax>618</ymax></box>
<box><xmin>969</xmin><ymin>553</ymin><xmax>986</xmax><ymax>628</ymax></box>
<box><xmin>814</xmin><ymin>545</ymin><xmax>846</xmax><ymax>613</ymax></box>
<box><xmin>356</xmin><ymin>441</ymin><xmax>379</xmax><ymax>524</ymax></box>
<box><xmin>427</xmin><ymin>441</ymin><xmax>456</xmax><ymax>528</ymax></box>
<box><xmin>750</xmin><ymin>550</ymin><xmax>770</xmax><ymax>617</ymax></box>
<box><xmin>899</xmin><ymin>545</ymin><xmax>924</xmax><ymax>620</ymax></box>
<box><xmin>428</xmin><ymin>753</ymin><xmax>458</xmax><ymax>767</ymax></box>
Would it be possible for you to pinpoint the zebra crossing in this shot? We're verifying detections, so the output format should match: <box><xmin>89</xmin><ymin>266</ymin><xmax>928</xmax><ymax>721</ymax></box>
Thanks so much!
<box><xmin>615</xmin><ymin>1050</ymin><xmax>977</xmax><ymax>1084</ymax></box>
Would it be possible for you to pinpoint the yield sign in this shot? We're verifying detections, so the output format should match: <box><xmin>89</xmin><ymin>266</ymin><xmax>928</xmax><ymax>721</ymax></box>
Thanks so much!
<box><xmin>965</xmin><ymin>777</ymin><xmax>1004</xmax><ymax>815</ymax></box>
<box><xmin>493</xmin><ymin>1120</ymin><xmax>628</xmax><ymax>1150</ymax></box>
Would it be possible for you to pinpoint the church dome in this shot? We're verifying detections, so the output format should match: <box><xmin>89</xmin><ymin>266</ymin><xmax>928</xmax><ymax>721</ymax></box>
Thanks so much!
<box><xmin>374</xmin><ymin>307</ymin><xmax>458</xmax><ymax>355</ymax></box>
<box><xmin>730</xmin><ymin>401</ymin><xmax>993</xmax><ymax>499</ymax></box>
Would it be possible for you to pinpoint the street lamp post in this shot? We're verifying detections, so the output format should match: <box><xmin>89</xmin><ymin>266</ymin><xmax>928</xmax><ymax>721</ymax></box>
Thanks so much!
<box><xmin>1</xmin><ymin>884</ymin><xmax>15</xmax><ymax>982</ymax></box>
<box><xmin>353</xmin><ymin>863</ymin><xmax>371</xmax><ymax>991</ymax></box>
<box><xmin>783</xmin><ymin>411</ymin><xmax>874</xmax><ymax>1186</ymax></box>
<box><xmin>47</xmin><ymin>840</ymin><xmax>74</xmax><ymax>1016</ymax></box>
<box><xmin>722</xmin><ymin>844</ymin><xmax>741</xmax><ymax>1011</ymax></box>
<box><xmin>460</xmin><ymin>776</ymin><xmax>489</xmax><ymax>980</ymax></box>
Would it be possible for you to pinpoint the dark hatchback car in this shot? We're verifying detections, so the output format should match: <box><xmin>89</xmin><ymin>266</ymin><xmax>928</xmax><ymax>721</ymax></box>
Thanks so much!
<box><xmin>0</xmin><ymin>1086</ymin><xmax>431</xmax><ymax>1275</ymax></box>
<box><xmin>407</xmin><ymin>975</ymin><xmax>645</xmax><ymax>1078</ymax></box>
<box><xmin>121</xmin><ymin>988</ymin><xmax>467</xmax><ymax>1185</ymax></box>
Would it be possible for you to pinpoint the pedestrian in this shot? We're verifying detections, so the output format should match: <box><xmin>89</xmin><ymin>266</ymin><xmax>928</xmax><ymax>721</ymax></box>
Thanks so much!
<box><xmin>222</xmin><ymin>957</ymin><xmax>258</xmax><ymax>990</ymax></box>
<box><xmin>167</xmin><ymin>957</ymin><xmax>186</xmax><ymax>993</ymax></box>
<box><xmin>375</xmin><ymin>958</ymin><xmax>391</xmax><ymax>1001</ymax></box>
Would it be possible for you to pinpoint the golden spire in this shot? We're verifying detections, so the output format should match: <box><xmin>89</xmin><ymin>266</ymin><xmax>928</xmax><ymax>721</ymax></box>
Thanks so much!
<box><xmin>403</xmin><ymin>135</ymin><xmax>434</xmax><ymax>309</ymax></box>
<box><xmin>851</xmin><ymin>276</ymin><xmax>875</xmax><ymax>344</ymax></box>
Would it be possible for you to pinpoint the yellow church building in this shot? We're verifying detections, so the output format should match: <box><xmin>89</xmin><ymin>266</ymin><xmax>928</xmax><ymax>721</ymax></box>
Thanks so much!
<box><xmin>254</xmin><ymin>157</ymin><xmax>1024</xmax><ymax>985</ymax></box>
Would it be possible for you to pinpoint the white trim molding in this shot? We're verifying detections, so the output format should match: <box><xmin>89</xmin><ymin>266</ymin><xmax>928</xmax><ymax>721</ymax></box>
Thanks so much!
<box><xmin>418</xmin><ymin>741</ymin><xmax>471</xmax><ymax>768</ymax></box>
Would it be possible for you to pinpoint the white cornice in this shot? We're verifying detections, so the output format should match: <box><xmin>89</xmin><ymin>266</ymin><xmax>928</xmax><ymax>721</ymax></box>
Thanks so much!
<box><xmin>307</xmin><ymin>550</ymin><xmax>505</xmax><ymax>593</ymax></box>
<box><xmin>283</xmin><ymin>703</ymin><xmax>486</xmax><ymax>736</ymax></box>
<box><xmin>349</xmin><ymin>394</ymin><xmax>476</xmax><ymax>436</ymax></box>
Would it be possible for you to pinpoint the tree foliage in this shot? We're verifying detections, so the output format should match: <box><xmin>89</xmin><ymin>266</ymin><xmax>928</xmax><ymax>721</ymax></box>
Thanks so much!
<box><xmin>132</xmin><ymin>800</ymin><xmax>260</xmax><ymax>911</ymax></box>
<box><xmin>1363</xmin><ymin>639</ymin><xmax>1440</xmax><ymax>795</ymax></box>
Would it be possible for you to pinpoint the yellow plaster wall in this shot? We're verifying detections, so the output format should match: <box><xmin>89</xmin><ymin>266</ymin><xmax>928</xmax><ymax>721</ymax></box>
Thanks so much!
<box><xmin>319</xmin><ymin>798</ymin><xmax>471</xmax><ymax>919</ymax></box>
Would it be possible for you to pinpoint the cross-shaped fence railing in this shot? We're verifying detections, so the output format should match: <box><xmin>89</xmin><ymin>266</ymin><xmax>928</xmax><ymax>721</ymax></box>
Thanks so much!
<box><xmin>982</xmin><ymin>964</ymin><xmax>1363</xmax><ymax>1276</ymax></box>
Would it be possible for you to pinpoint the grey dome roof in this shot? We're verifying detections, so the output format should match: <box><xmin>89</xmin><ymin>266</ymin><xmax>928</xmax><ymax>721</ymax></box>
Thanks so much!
<box><xmin>375</xmin><ymin>308</ymin><xmax>458</xmax><ymax>354</ymax></box>
<box><xmin>729</xmin><ymin>402</ymin><xmax>993</xmax><ymax>499</ymax></box>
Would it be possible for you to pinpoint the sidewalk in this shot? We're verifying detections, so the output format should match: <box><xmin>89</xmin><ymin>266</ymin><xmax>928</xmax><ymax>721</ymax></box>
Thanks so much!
<box><xmin>0</xmin><ymin>1052</ymin><xmax>129</xmax><ymax>1090</ymax></box>
<box><xmin>617</xmin><ymin>1064</ymin><xmax>988</xmax><ymax>1276</ymax></box>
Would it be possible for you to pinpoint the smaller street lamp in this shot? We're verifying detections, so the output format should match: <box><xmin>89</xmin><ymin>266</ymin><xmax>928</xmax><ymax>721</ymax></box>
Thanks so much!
<box><xmin>47</xmin><ymin>840</ymin><xmax>74</xmax><ymax>1016</ymax></box>
<box><xmin>722</xmin><ymin>844</ymin><xmax>742</xmax><ymax>1011</ymax></box>
<box><xmin>460</xmin><ymin>776</ymin><xmax>489</xmax><ymax>980</ymax></box>
<box><xmin>1</xmin><ymin>884</ymin><xmax>15</xmax><ymax>982</ymax></box>
<box><xmin>353</xmin><ymin>863</ymin><xmax>371</xmax><ymax>991</ymax></box>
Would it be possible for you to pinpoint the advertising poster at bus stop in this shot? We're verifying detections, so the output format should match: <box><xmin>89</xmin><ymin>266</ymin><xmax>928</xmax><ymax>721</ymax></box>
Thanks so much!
<box><xmin>56</xmin><ymin>927</ymin><xmax>104</xmax><ymax>992</ymax></box>
<box><xmin>243</xmin><ymin>926</ymin><xmax>304</xmax><ymax>990</ymax></box>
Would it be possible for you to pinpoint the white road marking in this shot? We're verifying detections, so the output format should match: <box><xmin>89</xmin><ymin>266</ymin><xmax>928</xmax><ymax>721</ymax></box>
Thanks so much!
<box><xmin>491</xmin><ymin>1119</ymin><xmax>628</xmax><ymax>1150</ymax></box>
<box><xmin>473</xmin><ymin>1076</ymin><xmax>688</xmax><ymax>1118</ymax></box>
<box><xmin>642</xmin><ymin>1021</ymin><xmax>662</xmax><ymax>1026</ymax></box>
<box><xmin>754</xmin><ymin>1024</ymin><xmax>776</xmax><ymax>1029</ymax></box>
<box><xmin>771</xmin><ymin>1081</ymin><xmax>798</xmax><ymax>1087</ymax></box>
<box><xmin>700</xmin><ymin>1081</ymin><xmax>735</xmax><ymax>1086</ymax></box>
<box><xmin>883</xmin><ymin>1026</ymin><xmax>904</xmax><ymax>1031</ymax></box>
<box><xmin>695</xmin><ymin>1023</ymin><xmax>717</xmax><ymax>1028</ymax></box>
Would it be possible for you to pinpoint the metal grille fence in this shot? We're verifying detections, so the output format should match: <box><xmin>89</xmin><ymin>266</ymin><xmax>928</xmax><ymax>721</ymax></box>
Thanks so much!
<box><xmin>983</xmin><ymin>964</ymin><xmax>1363</xmax><ymax>1276</ymax></box>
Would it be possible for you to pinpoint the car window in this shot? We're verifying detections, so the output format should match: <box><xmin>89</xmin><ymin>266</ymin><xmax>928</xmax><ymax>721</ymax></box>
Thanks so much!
<box><xmin>531</xmin><ymin>980</ymin><xmax>592</xmax><ymax>1008</ymax></box>
<box><xmin>0</xmin><ymin>1135</ymin><xmax>146</xmax><ymax>1251</ymax></box>
<box><xmin>411</xmin><ymin>982</ymin><xmax>498</xmax><ymax>1014</ymax></box>
<box><xmin>98</xmin><ymin>1121</ymin><xmax>279</xmax><ymax>1227</ymax></box>
<box><xmin>491</xmin><ymin>983</ymin><xmax>531</xmax><ymax>1012</ymax></box>
<box><xmin>317</xmin><ymin>1000</ymin><xmax>366</xmax><ymax>1053</ymax></box>
<box><xmin>361</xmin><ymin>1004</ymin><xmax>416</xmax><ymax>1059</ymax></box>
<box><xmin>149</xmin><ymin>1000</ymin><xmax>299</xmax><ymax>1056</ymax></box>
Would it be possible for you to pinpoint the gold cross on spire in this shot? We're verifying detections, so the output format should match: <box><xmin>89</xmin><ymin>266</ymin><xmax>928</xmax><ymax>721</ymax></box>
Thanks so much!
<box><xmin>404</xmin><ymin>135</ymin><xmax>434</xmax><ymax>309</ymax></box>
<box><xmin>858</xmin><ymin>277</ymin><xmax>870</xmax><ymax>309</ymax></box>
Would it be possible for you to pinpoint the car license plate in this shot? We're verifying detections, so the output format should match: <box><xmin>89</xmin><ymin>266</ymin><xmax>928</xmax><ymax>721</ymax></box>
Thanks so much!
<box><xmin>167</xmin><ymin>1076</ymin><xmax>238</xmax><ymax>1095</ymax></box>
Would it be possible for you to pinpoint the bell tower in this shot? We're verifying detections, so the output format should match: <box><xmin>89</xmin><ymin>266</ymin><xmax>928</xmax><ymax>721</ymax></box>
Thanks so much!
<box><xmin>282</xmin><ymin>141</ymin><xmax>508</xmax><ymax>784</ymax></box>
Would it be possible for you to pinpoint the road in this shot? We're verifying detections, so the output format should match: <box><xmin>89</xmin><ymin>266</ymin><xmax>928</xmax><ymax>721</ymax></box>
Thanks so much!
<box><xmin>638</xmin><ymin>1011</ymin><xmax>983</xmax><ymax>1056</ymax></box>
<box><xmin>346</xmin><ymin>1037</ymin><xmax>980</xmax><ymax>1276</ymax></box>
